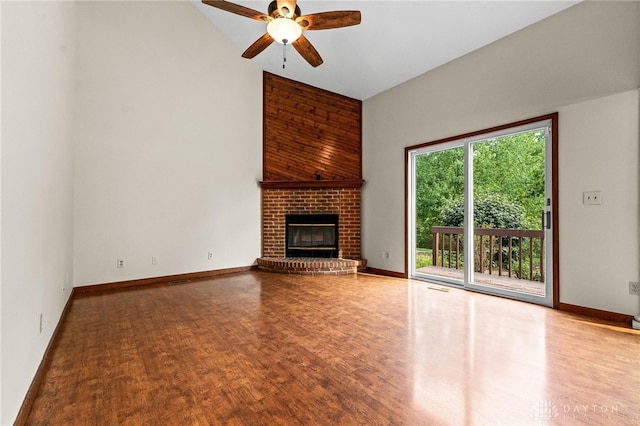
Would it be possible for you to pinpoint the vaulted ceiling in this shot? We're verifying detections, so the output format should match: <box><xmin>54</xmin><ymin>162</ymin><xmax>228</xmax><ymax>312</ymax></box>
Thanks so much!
<box><xmin>193</xmin><ymin>1</ymin><xmax>579</xmax><ymax>100</ymax></box>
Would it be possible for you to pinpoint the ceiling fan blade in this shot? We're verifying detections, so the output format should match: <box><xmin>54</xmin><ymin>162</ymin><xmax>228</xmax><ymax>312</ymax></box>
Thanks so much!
<box><xmin>292</xmin><ymin>35</ymin><xmax>323</xmax><ymax>67</ymax></box>
<box><xmin>276</xmin><ymin>0</ymin><xmax>297</xmax><ymax>18</ymax></box>
<box><xmin>201</xmin><ymin>0</ymin><xmax>271</xmax><ymax>22</ymax></box>
<box><xmin>296</xmin><ymin>11</ymin><xmax>361</xmax><ymax>30</ymax></box>
<box><xmin>242</xmin><ymin>33</ymin><xmax>275</xmax><ymax>59</ymax></box>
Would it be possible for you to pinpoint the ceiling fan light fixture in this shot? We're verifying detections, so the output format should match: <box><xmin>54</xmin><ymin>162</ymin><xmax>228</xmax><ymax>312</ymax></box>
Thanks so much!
<box><xmin>267</xmin><ymin>17</ymin><xmax>302</xmax><ymax>44</ymax></box>
<box><xmin>202</xmin><ymin>0</ymin><xmax>361</xmax><ymax>67</ymax></box>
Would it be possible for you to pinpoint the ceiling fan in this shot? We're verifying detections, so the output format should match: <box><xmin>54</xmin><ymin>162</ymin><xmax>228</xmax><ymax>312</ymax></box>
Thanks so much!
<box><xmin>201</xmin><ymin>0</ymin><xmax>361</xmax><ymax>67</ymax></box>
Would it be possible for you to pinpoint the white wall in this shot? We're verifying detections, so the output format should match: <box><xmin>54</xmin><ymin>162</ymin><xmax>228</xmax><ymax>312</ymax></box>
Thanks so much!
<box><xmin>558</xmin><ymin>90</ymin><xmax>639</xmax><ymax>315</ymax></box>
<box><xmin>1</xmin><ymin>1</ymin><xmax>77</xmax><ymax>423</ymax></box>
<box><xmin>363</xmin><ymin>1</ymin><xmax>640</xmax><ymax>315</ymax></box>
<box><xmin>73</xmin><ymin>1</ymin><xmax>263</xmax><ymax>286</ymax></box>
<box><xmin>1</xmin><ymin>3</ymin><xmax>4</xmax><ymax>418</ymax></box>
<box><xmin>1</xmin><ymin>0</ymin><xmax>263</xmax><ymax>421</ymax></box>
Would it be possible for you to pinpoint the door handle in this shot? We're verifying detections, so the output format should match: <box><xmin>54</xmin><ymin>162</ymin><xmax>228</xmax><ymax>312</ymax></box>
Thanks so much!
<box><xmin>541</xmin><ymin>210</ymin><xmax>551</xmax><ymax>230</ymax></box>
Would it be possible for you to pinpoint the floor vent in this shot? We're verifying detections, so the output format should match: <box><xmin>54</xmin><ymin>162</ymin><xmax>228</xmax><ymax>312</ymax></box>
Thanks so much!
<box><xmin>169</xmin><ymin>280</ymin><xmax>191</xmax><ymax>286</ymax></box>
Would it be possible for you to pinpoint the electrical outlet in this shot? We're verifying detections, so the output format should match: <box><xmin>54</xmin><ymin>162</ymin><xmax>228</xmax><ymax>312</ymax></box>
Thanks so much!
<box><xmin>39</xmin><ymin>313</ymin><xmax>43</xmax><ymax>334</ymax></box>
<box><xmin>117</xmin><ymin>259</ymin><xmax>125</xmax><ymax>268</ymax></box>
<box><xmin>152</xmin><ymin>257</ymin><xmax>157</xmax><ymax>265</ymax></box>
<box><xmin>208</xmin><ymin>252</ymin><xmax>214</xmax><ymax>260</ymax></box>
<box><xmin>583</xmin><ymin>191</ymin><xmax>602</xmax><ymax>205</ymax></box>
<box><xmin>630</xmin><ymin>281</ymin><xmax>640</xmax><ymax>296</ymax></box>
<box><xmin>384</xmin><ymin>251</ymin><xmax>390</xmax><ymax>259</ymax></box>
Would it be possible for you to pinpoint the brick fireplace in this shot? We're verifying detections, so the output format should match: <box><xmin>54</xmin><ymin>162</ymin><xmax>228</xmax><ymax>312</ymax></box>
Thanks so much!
<box><xmin>258</xmin><ymin>72</ymin><xmax>363</xmax><ymax>273</ymax></box>
<box><xmin>261</xmin><ymin>187</ymin><xmax>361</xmax><ymax>259</ymax></box>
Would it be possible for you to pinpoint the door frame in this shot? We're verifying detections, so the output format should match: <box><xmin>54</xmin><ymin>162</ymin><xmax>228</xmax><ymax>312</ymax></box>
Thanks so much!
<box><xmin>404</xmin><ymin>113</ymin><xmax>559</xmax><ymax>308</ymax></box>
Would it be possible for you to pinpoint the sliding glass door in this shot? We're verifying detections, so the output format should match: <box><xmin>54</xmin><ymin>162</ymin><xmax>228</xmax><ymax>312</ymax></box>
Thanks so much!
<box><xmin>408</xmin><ymin>118</ymin><xmax>554</xmax><ymax>306</ymax></box>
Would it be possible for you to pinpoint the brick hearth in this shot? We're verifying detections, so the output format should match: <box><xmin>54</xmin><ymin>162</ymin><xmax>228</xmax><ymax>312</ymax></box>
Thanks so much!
<box><xmin>257</xmin><ymin>257</ymin><xmax>358</xmax><ymax>275</ymax></box>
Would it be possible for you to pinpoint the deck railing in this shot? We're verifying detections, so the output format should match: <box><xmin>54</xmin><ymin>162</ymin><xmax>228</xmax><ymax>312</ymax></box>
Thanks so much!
<box><xmin>431</xmin><ymin>226</ymin><xmax>544</xmax><ymax>282</ymax></box>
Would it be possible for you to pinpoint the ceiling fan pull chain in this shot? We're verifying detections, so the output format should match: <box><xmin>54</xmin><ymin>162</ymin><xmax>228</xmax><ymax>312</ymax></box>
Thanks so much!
<box><xmin>283</xmin><ymin>40</ymin><xmax>288</xmax><ymax>69</ymax></box>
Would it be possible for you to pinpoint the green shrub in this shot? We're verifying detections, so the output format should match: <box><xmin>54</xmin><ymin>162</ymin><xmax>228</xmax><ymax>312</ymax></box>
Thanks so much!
<box><xmin>440</xmin><ymin>194</ymin><xmax>525</xmax><ymax>229</ymax></box>
<box><xmin>415</xmin><ymin>249</ymin><xmax>432</xmax><ymax>269</ymax></box>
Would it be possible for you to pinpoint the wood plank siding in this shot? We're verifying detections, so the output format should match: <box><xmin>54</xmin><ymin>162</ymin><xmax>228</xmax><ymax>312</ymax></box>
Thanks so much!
<box><xmin>263</xmin><ymin>72</ymin><xmax>362</xmax><ymax>183</ymax></box>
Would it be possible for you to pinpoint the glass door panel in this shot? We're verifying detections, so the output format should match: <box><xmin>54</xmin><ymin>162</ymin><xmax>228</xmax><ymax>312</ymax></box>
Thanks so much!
<box><xmin>467</xmin><ymin>129</ymin><xmax>548</xmax><ymax>300</ymax></box>
<box><xmin>411</xmin><ymin>144</ymin><xmax>465</xmax><ymax>286</ymax></box>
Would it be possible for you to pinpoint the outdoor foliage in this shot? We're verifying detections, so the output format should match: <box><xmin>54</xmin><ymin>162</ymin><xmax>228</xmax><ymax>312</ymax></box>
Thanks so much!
<box><xmin>415</xmin><ymin>146</ymin><xmax>464</xmax><ymax>249</ymax></box>
<box><xmin>440</xmin><ymin>194</ymin><xmax>525</xmax><ymax>229</ymax></box>
<box><xmin>415</xmin><ymin>130</ymin><xmax>545</xmax><ymax>249</ymax></box>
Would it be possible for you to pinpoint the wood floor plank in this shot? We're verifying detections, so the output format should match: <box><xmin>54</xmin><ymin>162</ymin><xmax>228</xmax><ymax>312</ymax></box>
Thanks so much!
<box><xmin>25</xmin><ymin>271</ymin><xmax>640</xmax><ymax>425</ymax></box>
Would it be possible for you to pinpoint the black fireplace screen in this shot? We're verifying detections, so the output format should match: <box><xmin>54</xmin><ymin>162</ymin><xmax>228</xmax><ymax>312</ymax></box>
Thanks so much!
<box><xmin>285</xmin><ymin>214</ymin><xmax>339</xmax><ymax>258</ymax></box>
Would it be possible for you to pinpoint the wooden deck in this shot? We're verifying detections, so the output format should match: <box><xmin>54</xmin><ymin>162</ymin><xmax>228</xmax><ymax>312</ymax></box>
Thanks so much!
<box><xmin>418</xmin><ymin>266</ymin><xmax>546</xmax><ymax>296</ymax></box>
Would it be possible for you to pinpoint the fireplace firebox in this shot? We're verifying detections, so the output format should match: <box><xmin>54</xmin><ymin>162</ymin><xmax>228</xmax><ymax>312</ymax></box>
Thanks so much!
<box><xmin>285</xmin><ymin>214</ymin><xmax>339</xmax><ymax>258</ymax></box>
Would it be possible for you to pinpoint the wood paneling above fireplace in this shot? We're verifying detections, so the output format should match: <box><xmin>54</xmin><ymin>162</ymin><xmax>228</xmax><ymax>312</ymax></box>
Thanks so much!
<box><xmin>262</xmin><ymin>72</ymin><xmax>362</xmax><ymax>186</ymax></box>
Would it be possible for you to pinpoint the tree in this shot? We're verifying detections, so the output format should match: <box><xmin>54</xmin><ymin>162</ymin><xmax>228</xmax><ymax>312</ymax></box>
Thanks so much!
<box><xmin>415</xmin><ymin>147</ymin><xmax>463</xmax><ymax>248</ymax></box>
<box><xmin>472</xmin><ymin>131</ymin><xmax>545</xmax><ymax>228</ymax></box>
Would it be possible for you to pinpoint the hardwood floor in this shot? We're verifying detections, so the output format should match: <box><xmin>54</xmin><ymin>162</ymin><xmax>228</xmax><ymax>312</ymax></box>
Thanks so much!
<box><xmin>25</xmin><ymin>271</ymin><xmax>640</xmax><ymax>425</ymax></box>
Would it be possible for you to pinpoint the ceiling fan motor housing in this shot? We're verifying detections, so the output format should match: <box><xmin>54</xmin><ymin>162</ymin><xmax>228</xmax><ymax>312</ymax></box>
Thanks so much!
<box><xmin>268</xmin><ymin>1</ymin><xmax>301</xmax><ymax>19</ymax></box>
